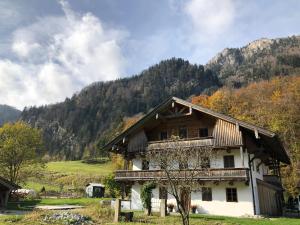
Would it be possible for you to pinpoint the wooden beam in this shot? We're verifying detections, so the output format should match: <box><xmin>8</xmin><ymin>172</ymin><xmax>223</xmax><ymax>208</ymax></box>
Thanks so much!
<box><xmin>236</xmin><ymin>122</ymin><xmax>240</xmax><ymax>132</ymax></box>
<box><xmin>254</xmin><ymin>129</ymin><xmax>260</xmax><ymax>139</ymax></box>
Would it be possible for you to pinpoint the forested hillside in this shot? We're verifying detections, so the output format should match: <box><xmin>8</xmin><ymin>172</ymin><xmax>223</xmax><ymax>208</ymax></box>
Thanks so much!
<box><xmin>0</xmin><ymin>105</ymin><xmax>21</xmax><ymax>126</ymax></box>
<box><xmin>192</xmin><ymin>76</ymin><xmax>300</xmax><ymax>196</ymax></box>
<box><xmin>20</xmin><ymin>35</ymin><xmax>300</xmax><ymax>160</ymax></box>
<box><xmin>21</xmin><ymin>59</ymin><xmax>219</xmax><ymax>159</ymax></box>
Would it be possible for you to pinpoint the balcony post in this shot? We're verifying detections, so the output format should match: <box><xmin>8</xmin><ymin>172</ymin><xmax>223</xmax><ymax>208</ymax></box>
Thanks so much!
<box><xmin>240</xmin><ymin>146</ymin><xmax>244</xmax><ymax>167</ymax></box>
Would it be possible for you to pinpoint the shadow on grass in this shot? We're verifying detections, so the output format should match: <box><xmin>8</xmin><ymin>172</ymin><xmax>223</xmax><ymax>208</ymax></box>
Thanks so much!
<box><xmin>7</xmin><ymin>199</ymin><xmax>41</xmax><ymax>210</ymax></box>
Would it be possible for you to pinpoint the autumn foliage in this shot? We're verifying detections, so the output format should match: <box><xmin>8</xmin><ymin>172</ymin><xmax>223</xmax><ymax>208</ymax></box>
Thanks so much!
<box><xmin>192</xmin><ymin>76</ymin><xmax>300</xmax><ymax>196</ymax></box>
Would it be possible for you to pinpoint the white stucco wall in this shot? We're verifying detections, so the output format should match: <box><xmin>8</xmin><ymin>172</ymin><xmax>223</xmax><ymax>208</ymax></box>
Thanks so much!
<box><xmin>131</xmin><ymin>182</ymin><xmax>255</xmax><ymax>217</ymax></box>
<box><xmin>189</xmin><ymin>183</ymin><xmax>254</xmax><ymax>216</ymax></box>
<box><xmin>132</xmin><ymin>148</ymin><xmax>248</xmax><ymax>171</ymax></box>
<box><xmin>131</xmin><ymin>183</ymin><xmax>143</xmax><ymax>210</ymax></box>
<box><xmin>132</xmin><ymin>157</ymin><xmax>142</xmax><ymax>170</ymax></box>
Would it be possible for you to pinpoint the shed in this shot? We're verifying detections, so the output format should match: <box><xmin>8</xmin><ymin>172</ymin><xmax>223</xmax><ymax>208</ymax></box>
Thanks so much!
<box><xmin>85</xmin><ymin>183</ymin><xmax>105</xmax><ymax>198</ymax></box>
<box><xmin>0</xmin><ymin>176</ymin><xmax>20</xmax><ymax>209</ymax></box>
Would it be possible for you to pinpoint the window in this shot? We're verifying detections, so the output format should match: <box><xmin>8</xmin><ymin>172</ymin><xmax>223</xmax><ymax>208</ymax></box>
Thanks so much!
<box><xmin>202</xmin><ymin>187</ymin><xmax>212</xmax><ymax>201</ymax></box>
<box><xmin>159</xmin><ymin>187</ymin><xmax>167</xmax><ymax>199</ymax></box>
<box><xmin>201</xmin><ymin>157</ymin><xmax>210</xmax><ymax>168</ymax></box>
<box><xmin>226</xmin><ymin>188</ymin><xmax>238</xmax><ymax>202</ymax></box>
<box><xmin>224</xmin><ymin>155</ymin><xmax>235</xmax><ymax>168</ymax></box>
<box><xmin>179</xmin><ymin>127</ymin><xmax>187</xmax><ymax>139</ymax></box>
<box><xmin>199</xmin><ymin>128</ymin><xmax>209</xmax><ymax>137</ymax></box>
<box><xmin>160</xmin><ymin>131</ymin><xmax>168</xmax><ymax>140</ymax></box>
<box><xmin>142</xmin><ymin>159</ymin><xmax>149</xmax><ymax>170</ymax></box>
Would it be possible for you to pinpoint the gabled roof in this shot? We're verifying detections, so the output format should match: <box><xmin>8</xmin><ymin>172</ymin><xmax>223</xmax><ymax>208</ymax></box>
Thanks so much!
<box><xmin>104</xmin><ymin>96</ymin><xmax>290</xmax><ymax>163</ymax></box>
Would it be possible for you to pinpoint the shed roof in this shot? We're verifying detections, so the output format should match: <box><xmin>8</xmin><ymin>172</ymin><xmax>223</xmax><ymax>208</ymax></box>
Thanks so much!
<box><xmin>0</xmin><ymin>176</ymin><xmax>20</xmax><ymax>190</ymax></box>
<box><xmin>86</xmin><ymin>183</ymin><xmax>104</xmax><ymax>187</ymax></box>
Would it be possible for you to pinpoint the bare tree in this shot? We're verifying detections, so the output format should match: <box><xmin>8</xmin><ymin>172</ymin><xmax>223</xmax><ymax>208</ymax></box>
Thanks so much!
<box><xmin>146</xmin><ymin>136</ymin><xmax>213</xmax><ymax>225</ymax></box>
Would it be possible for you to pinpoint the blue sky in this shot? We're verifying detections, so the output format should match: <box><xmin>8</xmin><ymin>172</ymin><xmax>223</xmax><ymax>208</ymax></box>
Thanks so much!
<box><xmin>0</xmin><ymin>0</ymin><xmax>300</xmax><ymax>109</ymax></box>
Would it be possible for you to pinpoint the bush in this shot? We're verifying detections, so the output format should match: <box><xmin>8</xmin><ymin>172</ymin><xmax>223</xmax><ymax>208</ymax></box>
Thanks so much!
<box><xmin>103</xmin><ymin>174</ymin><xmax>121</xmax><ymax>198</ymax></box>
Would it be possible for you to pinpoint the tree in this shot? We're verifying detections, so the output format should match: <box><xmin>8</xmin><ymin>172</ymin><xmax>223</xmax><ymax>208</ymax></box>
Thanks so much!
<box><xmin>0</xmin><ymin>122</ymin><xmax>44</xmax><ymax>184</ymax></box>
<box><xmin>141</xmin><ymin>182</ymin><xmax>156</xmax><ymax>216</ymax></box>
<box><xmin>146</xmin><ymin>136</ymin><xmax>213</xmax><ymax>225</ymax></box>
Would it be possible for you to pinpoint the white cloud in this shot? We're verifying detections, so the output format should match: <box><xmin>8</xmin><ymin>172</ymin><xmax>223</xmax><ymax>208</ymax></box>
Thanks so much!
<box><xmin>0</xmin><ymin>0</ymin><xmax>127</xmax><ymax>109</ymax></box>
<box><xmin>184</xmin><ymin>0</ymin><xmax>235</xmax><ymax>39</ymax></box>
<box><xmin>12</xmin><ymin>40</ymin><xmax>41</xmax><ymax>58</ymax></box>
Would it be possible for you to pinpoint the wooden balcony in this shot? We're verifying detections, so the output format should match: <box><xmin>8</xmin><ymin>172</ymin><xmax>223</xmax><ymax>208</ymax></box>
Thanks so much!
<box><xmin>128</xmin><ymin>136</ymin><xmax>214</xmax><ymax>153</ymax></box>
<box><xmin>115</xmin><ymin>168</ymin><xmax>249</xmax><ymax>182</ymax></box>
<box><xmin>146</xmin><ymin>137</ymin><xmax>214</xmax><ymax>151</ymax></box>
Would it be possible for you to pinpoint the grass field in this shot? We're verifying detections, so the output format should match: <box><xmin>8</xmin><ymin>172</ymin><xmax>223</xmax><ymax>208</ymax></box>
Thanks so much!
<box><xmin>46</xmin><ymin>160</ymin><xmax>114</xmax><ymax>176</ymax></box>
<box><xmin>24</xmin><ymin>159</ymin><xmax>114</xmax><ymax>193</ymax></box>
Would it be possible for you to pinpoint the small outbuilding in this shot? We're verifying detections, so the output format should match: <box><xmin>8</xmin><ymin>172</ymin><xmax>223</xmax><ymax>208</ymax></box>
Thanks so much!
<box><xmin>85</xmin><ymin>183</ymin><xmax>105</xmax><ymax>198</ymax></box>
<box><xmin>0</xmin><ymin>176</ymin><xmax>20</xmax><ymax>209</ymax></box>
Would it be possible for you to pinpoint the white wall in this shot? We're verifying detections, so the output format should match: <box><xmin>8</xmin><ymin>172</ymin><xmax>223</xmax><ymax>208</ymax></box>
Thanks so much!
<box><xmin>132</xmin><ymin>157</ymin><xmax>142</xmax><ymax>170</ymax></box>
<box><xmin>131</xmin><ymin>182</ymin><xmax>255</xmax><ymax>217</ymax></box>
<box><xmin>132</xmin><ymin>148</ymin><xmax>248</xmax><ymax>171</ymax></box>
<box><xmin>190</xmin><ymin>183</ymin><xmax>254</xmax><ymax>216</ymax></box>
<box><xmin>131</xmin><ymin>183</ymin><xmax>143</xmax><ymax>210</ymax></box>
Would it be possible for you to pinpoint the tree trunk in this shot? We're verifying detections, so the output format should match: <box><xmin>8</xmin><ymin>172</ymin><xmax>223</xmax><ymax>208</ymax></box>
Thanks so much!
<box><xmin>180</xmin><ymin>212</ymin><xmax>189</xmax><ymax>225</ymax></box>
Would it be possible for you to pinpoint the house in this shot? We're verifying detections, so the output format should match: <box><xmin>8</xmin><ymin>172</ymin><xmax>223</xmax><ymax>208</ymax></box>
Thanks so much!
<box><xmin>85</xmin><ymin>183</ymin><xmax>105</xmax><ymax>198</ymax></box>
<box><xmin>104</xmin><ymin>97</ymin><xmax>290</xmax><ymax>217</ymax></box>
<box><xmin>0</xmin><ymin>176</ymin><xmax>20</xmax><ymax>209</ymax></box>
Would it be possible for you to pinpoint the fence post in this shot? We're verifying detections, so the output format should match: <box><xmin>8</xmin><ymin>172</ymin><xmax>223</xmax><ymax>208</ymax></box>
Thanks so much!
<box><xmin>160</xmin><ymin>199</ymin><xmax>166</xmax><ymax>217</ymax></box>
<box><xmin>114</xmin><ymin>199</ymin><xmax>121</xmax><ymax>222</ymax></box>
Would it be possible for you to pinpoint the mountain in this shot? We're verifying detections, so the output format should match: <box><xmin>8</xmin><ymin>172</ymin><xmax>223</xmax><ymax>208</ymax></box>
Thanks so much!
<box><xmin>0</xmin><ymin>105</ymin><xmax>21</xmax><ymax>126</ymax></box>
<box><xmin>20</xmin><ymin>35</ymin><xmax>300</xmax><ymax>159</ymax></box>
<box><xmin>206</xmin><ymin>35</ymin><xmax>300</xmax><ymax>87</ymax></box>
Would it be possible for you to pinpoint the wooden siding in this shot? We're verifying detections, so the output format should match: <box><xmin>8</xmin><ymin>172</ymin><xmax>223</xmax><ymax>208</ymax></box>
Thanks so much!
<box><xmin>147</xmin><ymin>114</ymin><xmax>215</xmax><ymax>141</ymax></box>
<box><xmin>257</xmin><ymin>179</ymin><xmax>282</xmax><ymax>216</ymax></box>
<box><xmin>212</xmin><ymin>119</ymin><xmax>243</xmax><ymax>147</ymax></box>
<box><xmin>128</xmin><ymin>130</ymin><xmax>148</xmax><ymax>152</ymax></box>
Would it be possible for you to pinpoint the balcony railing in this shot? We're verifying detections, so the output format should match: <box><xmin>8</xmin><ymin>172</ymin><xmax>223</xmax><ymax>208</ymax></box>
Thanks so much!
<box><xmin>147</xmin><ymin>137</ymin><xmax>214</xmax><ymax>151</ymax></box>
<box><xmin>115</xmin><ymin>168</ymin><xmax>249</xmax><ymax>182</ymax></box>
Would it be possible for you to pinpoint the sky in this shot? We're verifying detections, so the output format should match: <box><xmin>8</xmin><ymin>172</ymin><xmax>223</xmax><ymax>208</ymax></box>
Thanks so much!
<box><xmin>0</xmin><ymin>0</ymin><xmax>300</xmax><ymax>109</ymax></box>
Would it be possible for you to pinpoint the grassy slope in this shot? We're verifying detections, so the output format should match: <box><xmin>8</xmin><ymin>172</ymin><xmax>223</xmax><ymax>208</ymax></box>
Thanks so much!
<box><xmin>24</xmin><ymin>160</ymin><xmax>114</xmax><ymax>193</ymax></box>
<box><xmin>46</xmin><ymin>160</ymin><xmax>114</xmax><ymax>175</ymax></box>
